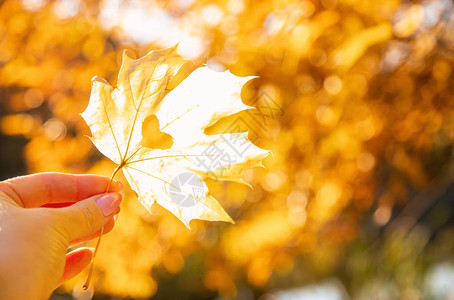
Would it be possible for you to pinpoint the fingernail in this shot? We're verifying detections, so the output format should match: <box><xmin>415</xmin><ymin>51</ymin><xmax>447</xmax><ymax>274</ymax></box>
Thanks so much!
<box><xmin>96</xmin><ymin>193</ymin><xmax>122</xmax><ymax>216</ymax></box>
<box><xmin>116</xmin><ymin>181</ymin><xmax>123</xmax><ymax>190</ymax></box>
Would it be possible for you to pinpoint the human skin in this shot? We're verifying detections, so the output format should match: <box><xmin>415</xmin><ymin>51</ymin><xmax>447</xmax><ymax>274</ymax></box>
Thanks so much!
<box><xmin>0</xmin><ymin>172</ymin><xmax>123</xmax><ymax>300</ymax></box>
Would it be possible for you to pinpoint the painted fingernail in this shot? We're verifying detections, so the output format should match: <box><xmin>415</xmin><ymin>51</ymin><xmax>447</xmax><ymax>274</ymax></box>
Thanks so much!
<box><xmin>96</xmin><ymin>193</ymin><xmax>122</xmax><ymax>216</ymax></box>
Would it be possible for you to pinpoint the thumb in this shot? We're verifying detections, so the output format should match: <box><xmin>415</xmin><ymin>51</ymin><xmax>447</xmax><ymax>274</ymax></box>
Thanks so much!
<box><xmin>55</xmin><ymin>192</ymin><xmax>122</xmax><ymax>241</ymax></box>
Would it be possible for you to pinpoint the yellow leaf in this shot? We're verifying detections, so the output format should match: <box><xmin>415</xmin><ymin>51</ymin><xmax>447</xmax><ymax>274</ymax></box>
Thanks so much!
<box><xmin>81</xmin><ymin>45</ymin><xmax>269</xmax><ymax>228</ymax></box>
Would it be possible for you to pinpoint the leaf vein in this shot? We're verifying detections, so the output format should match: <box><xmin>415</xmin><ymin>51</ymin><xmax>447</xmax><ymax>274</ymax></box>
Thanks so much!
<box><xmin>97</xmin><ymin>84</ymin><xmax>123</xmax><ymax>161</ymax></box>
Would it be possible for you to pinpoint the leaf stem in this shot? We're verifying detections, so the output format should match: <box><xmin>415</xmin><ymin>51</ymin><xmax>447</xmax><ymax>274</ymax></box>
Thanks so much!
<box><xmin>83</xmin><ymin>162</ymin><xmax>124</xmax><ymax>290</ymax></box>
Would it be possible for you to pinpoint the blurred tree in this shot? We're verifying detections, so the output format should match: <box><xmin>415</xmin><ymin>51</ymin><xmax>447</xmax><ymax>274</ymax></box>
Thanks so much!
<box><xmin>1</xmin><ymin>0</ymin><xmax>454</xmax><ymax>299</ymax></box>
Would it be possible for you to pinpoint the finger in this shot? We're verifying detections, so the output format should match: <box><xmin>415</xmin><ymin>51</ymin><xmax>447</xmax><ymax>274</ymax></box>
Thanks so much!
<box><xmin>41</xmin><ymin>202</ymin><xmax>77</xmax><ymax>208</ymax></box>
<box><xmin>55</xmin><ymin>192</ymin><xmax>122</xmax><ymax>241</ymax></box>
<box><xmin>57</xmin><ymin>247</ymin><xmax>94</xmax><ymax>287</ymax></box>
<box><xmin>0</xmin><ymin>172</ymin><xmax>122</xmax><ymax>208</ymax></box>
<box><xmin>69</xmin><ymin>216</ymin><xmax>117</xmax><ymax>247</ymax></box>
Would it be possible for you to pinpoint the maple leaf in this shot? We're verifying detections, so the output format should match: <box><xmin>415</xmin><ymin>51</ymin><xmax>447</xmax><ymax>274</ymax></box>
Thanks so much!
<box><xmin>81</xmin><ymin>46</ymin><xmax>269</xmax><ymax>228</ymax></box>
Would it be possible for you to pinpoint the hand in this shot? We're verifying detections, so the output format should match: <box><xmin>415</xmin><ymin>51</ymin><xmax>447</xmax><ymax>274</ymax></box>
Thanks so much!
<box><xmin>0</xmin><ymin>172</ymin><xmax>123</xmax><ymax>300</ymax></box>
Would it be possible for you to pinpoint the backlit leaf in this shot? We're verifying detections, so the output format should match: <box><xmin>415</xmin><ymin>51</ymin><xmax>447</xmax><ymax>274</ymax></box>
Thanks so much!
<box><xmin>81</xmin><ymin>45</ymin><xmax>269</xmax><ymax>228</ymax></box>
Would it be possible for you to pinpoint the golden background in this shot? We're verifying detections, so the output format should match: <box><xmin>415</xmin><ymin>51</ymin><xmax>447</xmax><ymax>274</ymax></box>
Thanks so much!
<box><xmin>1</xmin><ymin>0</ymin><xmax>454</xmax><ymax>299</ymax></box>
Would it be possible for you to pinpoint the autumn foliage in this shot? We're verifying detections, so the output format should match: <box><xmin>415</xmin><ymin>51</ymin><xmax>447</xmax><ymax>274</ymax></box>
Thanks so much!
<box><xmin>1</xmin><ymin>0</ymin><xmax>454</xmax><ymax>299</ymax></box>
